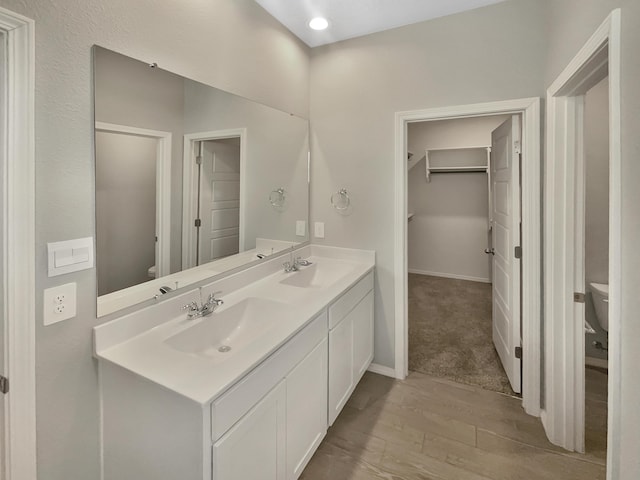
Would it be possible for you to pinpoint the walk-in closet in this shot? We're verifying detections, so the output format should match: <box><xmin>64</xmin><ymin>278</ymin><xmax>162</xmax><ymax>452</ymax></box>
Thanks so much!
<box><xmin>407</xmin><ymin>114</ymin><xmax>518</xmax><ymax>396</ymax></box>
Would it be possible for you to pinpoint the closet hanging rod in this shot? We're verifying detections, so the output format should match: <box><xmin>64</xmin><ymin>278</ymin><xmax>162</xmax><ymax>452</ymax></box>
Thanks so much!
<box><xmin>428</xmin><ymin>166</ymin><xmax>488</xmax><ymax>173</ymax></box>
<box><xmin>426</xmin><ymin>145</ymin><xmax>490</xmax><ymax>152</ymax></box>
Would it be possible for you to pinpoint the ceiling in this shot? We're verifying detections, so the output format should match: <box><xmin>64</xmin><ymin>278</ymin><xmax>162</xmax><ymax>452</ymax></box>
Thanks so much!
<box><xmin>254</xmin><ymin>0</ymin><xmax>509</xmax><ymax>48</ymax></box>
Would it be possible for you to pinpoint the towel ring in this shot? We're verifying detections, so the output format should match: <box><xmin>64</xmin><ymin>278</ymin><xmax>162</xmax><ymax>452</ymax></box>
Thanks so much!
<box><xmin>269</xmin><ymin>188</ymin><xmax>286</xmax><ymax>207</ymax></box>
<box><xmin>331</xmin><ymin>188</ymin><xmax>350</xmax><ymax>211</ymax></box>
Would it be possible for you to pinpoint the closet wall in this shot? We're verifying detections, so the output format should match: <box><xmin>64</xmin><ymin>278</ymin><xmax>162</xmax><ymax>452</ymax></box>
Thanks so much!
<box><xmin>407</xmin><ymin>115</ymin><xmax>509</xmax><ymax>282</ymax></box>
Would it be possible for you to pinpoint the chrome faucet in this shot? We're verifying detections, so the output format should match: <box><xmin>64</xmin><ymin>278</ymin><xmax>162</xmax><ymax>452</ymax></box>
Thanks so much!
<box><xmin>182</xmin><ymin>293</ymin><xmax>224</xmax><ymax>319</ymax></box>
<box><xmin>283</xmin><ymin>256</ymin><xmax>313</xmax><ymax>273</ymax></box>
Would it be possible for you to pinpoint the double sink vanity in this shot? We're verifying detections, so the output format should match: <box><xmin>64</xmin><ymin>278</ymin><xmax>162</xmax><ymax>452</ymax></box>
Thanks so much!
<box><xmin>94</xmin><ymin>245</ymin><xmax>375</xmax><ymax>480</ymax></box>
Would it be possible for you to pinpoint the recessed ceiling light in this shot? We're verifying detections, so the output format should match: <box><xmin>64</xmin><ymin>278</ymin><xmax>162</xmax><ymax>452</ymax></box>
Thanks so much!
<box><xmin>308</xmin><ymin>17</ymin><xmax>329</xmax><ymax>31</ymax></box>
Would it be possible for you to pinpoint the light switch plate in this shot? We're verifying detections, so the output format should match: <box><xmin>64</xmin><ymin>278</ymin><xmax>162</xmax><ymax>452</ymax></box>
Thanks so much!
<box><xmin>296</xmin><ymin>220</ymin><xmax>306</xmax><ymax>237</ymax></box>
<box><xmin>43</xmin><ymin>282</ymin><xmax>77</xmax><ymax>325</ymax></box>
<box><xmin>314</xmin><ymin>222</ymin><xmax>325</xmax><ymax>239</ymax></box>
<box><xmin>47</xmin><ymin>237</ymin><xmax>94</xmax><ymax>277</ymax></box>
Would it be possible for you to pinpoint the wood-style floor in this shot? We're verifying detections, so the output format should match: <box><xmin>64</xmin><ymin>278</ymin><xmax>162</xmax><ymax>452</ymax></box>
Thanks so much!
<box><xmin>301</xmin><ymin>371</ymin><xmax>606</xmax><ymax>480</ymax></box>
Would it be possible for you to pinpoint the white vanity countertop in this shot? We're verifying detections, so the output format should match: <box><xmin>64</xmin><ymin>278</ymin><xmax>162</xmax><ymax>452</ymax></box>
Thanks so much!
<box><xmin>94</xmin><ymin>246</ymin><xmax>374</xmax><ymax>405</ymax></box>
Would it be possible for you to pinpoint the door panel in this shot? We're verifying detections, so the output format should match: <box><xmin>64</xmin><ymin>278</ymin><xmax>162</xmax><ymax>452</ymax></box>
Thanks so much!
<box><xmin>198</xmin><ymin>139</ymin><xmax>240</xmax><ymax>265</ymax></box>
<box><xmin>286</xmin><ymin>338</ymin><xmax>328</xmax><ymax>479</ymax></box>
<box><xmin>490</xmin><ymin>115</ymin><xmax>522</xmax><ymax>394</ymax></box>
<box><xmin>328</xmin><ymin>314</ymin><xmax>354</xmax><ymax>425</ymax></box>
<box><xmin>213</xmin><ymin>380</ymin><xmax>286</xmax><ymax>480</ymax></box>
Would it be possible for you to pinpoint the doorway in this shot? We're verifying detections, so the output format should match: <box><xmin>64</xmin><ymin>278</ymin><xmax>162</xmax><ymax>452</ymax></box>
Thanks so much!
<box><xmin>94</xmin><ymin>122</ymin><xmax>172</xmax><ymax>293</ymax></box>
<box><xmin>406</xmin><ymin>114</ymin><xmax>519</xmax><ymax>396</ymax></box>
<box><xmin>0</xmin><ymin>6</ymin><xmax>36</xmax><ymax>479</ymax></box>
<box><xmin>544</xmin><ymin>10</ymin><xmax>620</xmax><ymax>468</ymax></box>
<box><xmin>395</xmin><ymin>97</ymin><xmax>542</xmax><ymax>416</ymax></box>
<box><xmin>182</xmin><ymin>129</ymin><xmax>246</xmax><ymax>270</ymax></box>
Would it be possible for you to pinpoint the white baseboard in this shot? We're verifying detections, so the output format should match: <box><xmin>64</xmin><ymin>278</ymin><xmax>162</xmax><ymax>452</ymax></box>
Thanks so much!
<box><xmin>367</xmin><ymin>363</ymin><xmax>396</xmax><ymax>378</ymax></box>
<box><xmin>585</xmin><ymin>356</ymin><xmax>608</xmax><ymax>369</ymax></box>
<box><xmin>408</xmin><ymin>268</ymin><xmax>491</xmax><ymax>284</ymax></box>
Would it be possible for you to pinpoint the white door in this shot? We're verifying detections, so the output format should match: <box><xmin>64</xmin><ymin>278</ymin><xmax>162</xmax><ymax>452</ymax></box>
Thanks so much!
<box><xmin>490</xmin><ymin>115</ymin><xmax>522</xmax><ymax>394</ymax></box>
<box><xmin>198</xmin><ymin>139</ymin><xmax>240</xmax><ymax>265</ymax></box>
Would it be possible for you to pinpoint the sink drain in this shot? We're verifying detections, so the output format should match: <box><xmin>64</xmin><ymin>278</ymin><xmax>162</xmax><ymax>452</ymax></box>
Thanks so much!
<box><xmin>218</xmin><ymin>345</ymin><xmax>232</xmax><ymax>353</ymax></box>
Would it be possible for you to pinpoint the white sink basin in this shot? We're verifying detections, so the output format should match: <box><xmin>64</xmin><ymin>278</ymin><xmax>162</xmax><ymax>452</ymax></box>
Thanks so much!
<box><xmin>164</xmin><ymin>297</ymin><xmax>290</xmax><ymax>360</ymax></box>
<box><xmin>279</xmin><ymin>262</ymin><xmax>355</xmax><ymax>289</ymax></box>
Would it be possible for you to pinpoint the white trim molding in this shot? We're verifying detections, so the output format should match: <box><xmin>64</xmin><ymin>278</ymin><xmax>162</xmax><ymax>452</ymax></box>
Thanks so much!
<box><xmin>367</xmin><ymin>363</ymin><xmax>396</xmax><ymax>378</ymax></box>
<box><xmin>542</xmin><ymin>9</ymin><xmax>621</xmax><ymax>468</ymax></box>
<box><xmin>0</xmin><ymin>6</ymin><xmax>36</xmax><ymax>480</ymax></box>
<box><xmin>182</xmin><ymin>129</ymin><xmax>247</xmax><ymax>270</ymax></box>
<box><xmin>94</xmin><ymin>122</ymin><xmax>172</xmax><ymax>278</ymax></box>
<box><xmin>394</xmin><ymin>97</ymin><xmax>542</xmax><ymax>417</ymax></box>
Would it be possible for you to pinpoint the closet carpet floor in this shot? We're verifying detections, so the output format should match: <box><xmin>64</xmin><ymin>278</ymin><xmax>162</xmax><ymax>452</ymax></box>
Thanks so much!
<box><xmin>300</xmin><ymin>371</ymin><xmax>606</xmax><ymax>480</ymax></box>
<box><xmin>408</xmin><ymin>273</ymin><xmax>514</xmax><ymax>396</ymax></box>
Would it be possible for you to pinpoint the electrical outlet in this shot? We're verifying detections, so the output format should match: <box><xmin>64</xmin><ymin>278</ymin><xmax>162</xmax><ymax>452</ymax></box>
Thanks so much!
<box><xmin>314</xmin><ymin>222</ymin><xmax>325</xmax><ymax>239</ymax></box>
<box><xmin>43</xmin><ymin>282</ymin><xmax>77</xmax><ymax>325</ymax></box>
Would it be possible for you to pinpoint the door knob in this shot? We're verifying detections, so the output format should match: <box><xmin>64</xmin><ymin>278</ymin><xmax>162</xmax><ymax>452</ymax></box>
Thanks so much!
<box><xmin>484</xmin><ymin>248</ymin><xmax>495</xmax><ymax>255</ymax></box>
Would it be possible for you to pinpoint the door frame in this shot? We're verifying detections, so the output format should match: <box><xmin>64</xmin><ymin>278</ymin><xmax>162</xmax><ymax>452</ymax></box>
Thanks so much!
<box><xmin>0</xmin><ymin>6</ymin><xmax>36</xmax><ymax>480</ymax></box>
<box><xmin>543</xmin><ymin>8</ymin><xmax>621</xmax><ymax>463</ymax></box>
<box><xmin>182</xmin><ymin>129</ymin><xmax>246</xmax><ymax>269</ymax></box>
<box><xmin>94</xmin><ymin>122</ymin><xmax>172</xmax><ymax>278</ymax></box>
<box><xmin>394</xmin><ymin>97</ymin><xmax>542</xmax><ymax>417</ymax></box>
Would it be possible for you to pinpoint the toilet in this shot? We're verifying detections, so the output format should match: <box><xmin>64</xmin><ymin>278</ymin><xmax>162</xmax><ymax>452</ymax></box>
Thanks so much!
<box><xmin>590</xmin><ymin>282</ymin><xmax>609</xmax><ymax>332</ymax></box>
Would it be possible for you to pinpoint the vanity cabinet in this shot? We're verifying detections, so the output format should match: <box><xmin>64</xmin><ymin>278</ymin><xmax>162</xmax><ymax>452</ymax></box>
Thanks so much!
<box><xmin>98</xmin><ymin>261</ymin><xmax>374</xmax><ymax>480</ymax></box>
<box><xmin>328</xmin><ymin>272</ymin><xmax>374</xmax><ymax>425</ymax></box>
<box><xmin>212</xmin><ymin>337</ymin><xmax>328</xmax><ymax>480</ymax></box>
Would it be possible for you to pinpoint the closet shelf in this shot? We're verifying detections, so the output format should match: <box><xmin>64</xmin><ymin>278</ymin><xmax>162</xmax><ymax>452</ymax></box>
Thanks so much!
<box><xmin>425</xmin><ymin>146</ymin><xmax>491</xmax><ymax>182</ymax></box>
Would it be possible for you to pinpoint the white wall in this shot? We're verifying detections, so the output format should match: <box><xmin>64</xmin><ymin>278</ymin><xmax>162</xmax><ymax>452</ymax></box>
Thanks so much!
<box><xmin>544</xmin><ymin>3</ymin><xmax>640</xmax><ymax>477</ymax></box>
<box><xmin>0</xmin><ymin>0</ymin><xmax>309</xmax><ymax>478</ymax></box>
<box><xmin>309</xmin><ymin>0</ymin><xmax>547</xmax><ymax>368</ymax></box>
<box><xmin>407</xmin><ymin>116</ymin><xmax>509</xmax><ymax>282</ymax></box>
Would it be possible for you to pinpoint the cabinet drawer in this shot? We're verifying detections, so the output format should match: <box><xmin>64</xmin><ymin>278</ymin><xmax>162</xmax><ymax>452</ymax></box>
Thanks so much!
<box><xmin>211</xmin><ymin>311</ymin><xmax>327</xmax><ymax>440</ymax></box>
<box><xmin>328</xmin><ymin>271</ymin><xmax>373</xmax><ymax>330</ymax></box>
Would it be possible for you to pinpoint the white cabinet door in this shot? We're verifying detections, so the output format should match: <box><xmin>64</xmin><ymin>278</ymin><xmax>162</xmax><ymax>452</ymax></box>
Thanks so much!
<box><xmin>352</xmin><ymin>291</ymin><xmax>374</xmax><ymax>379</ymax></box>
<box><xmin>328</xmin><ymin>310</ymin><xmax>354</xmax><ymax>426</ymax></box>
<box><xmin>328</xmin><ymin>290</ymin><xmax>375</xmax><ymax>426</ymax></box>
<box><xmin>213</xmin><ymin>380</ymin><xmax>286</xmax><ymax>480</ymax></box>
<box><xmin>286</xmin><ymin>338</ymin><xmax>328</xmax><ymax>480</ymax></box>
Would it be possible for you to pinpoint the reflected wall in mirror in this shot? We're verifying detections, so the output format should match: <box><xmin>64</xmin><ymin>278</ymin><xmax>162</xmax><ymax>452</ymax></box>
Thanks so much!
<box><xmin>94</xmin><ymin>46</ymin><xmax>310</xmax><ymax>317</ymax></box>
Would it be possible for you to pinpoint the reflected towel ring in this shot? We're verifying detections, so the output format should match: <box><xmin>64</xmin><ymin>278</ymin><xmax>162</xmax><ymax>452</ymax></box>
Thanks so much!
<box><xmin>331</xmin><ymin>188</ymin><xmax>350</xmax><ymax>211</ymax></box>
<box><xmin>269</xmin><ymin>188</ymin><xmax>286</xmax><ymax>207</ymax></box>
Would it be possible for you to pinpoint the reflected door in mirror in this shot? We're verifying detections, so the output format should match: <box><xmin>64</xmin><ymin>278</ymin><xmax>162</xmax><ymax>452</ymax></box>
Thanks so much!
<box><xmin>196</xmin><ymin>138</ymin><xmax>241</xmax><ymax>265</ymax></box>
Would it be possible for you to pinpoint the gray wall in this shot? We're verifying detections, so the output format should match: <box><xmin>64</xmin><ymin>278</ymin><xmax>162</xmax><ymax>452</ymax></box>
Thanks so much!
<box><xmin>94</xmin><ymin>47</ymin><xmax>186</xmax><ymax>274</ymax></box>
<box><xmin>95</xmin><ymin>132</ymin><xmax>157</xmax><ymax>295</ymax></box>
<box><xmin>407</xmin><ymin>116</ymin><xmax>509</xmax><ymax>281</ymax></box>
<box><xmin>584</xmin><ymin>77</ymin><xmax>610</xmax><ymax>286</ymax></box>
<box><xmin>183</xmin><ymin>81</ymin><xmax>310</xmax><ymax>248</ymax></box>
<box><xmin>584</xmin><ymin>77</ymin><xmax>609</xmax><ymax>359</ymax></box>
<box><xmin>544</xmin><ymin>2</ymin><xmax>640</xmax><ymax>477</ymax></box>
<box><xmin>309</xmin><ymin>0</ymin><xmax>547</xmax><ymax>368</ymax></box>
<box><xmin>0</xmin><ymin>0</ymin><xmax>309</xmax><ymax>478</ymax></box>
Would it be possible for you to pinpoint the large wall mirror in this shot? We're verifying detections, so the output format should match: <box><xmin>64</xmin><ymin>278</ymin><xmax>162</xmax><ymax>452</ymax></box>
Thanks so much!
<box><xmin>93</xmin><ymin>46</ymin><xmax>310</xmax><ymax>316</ymax></box>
